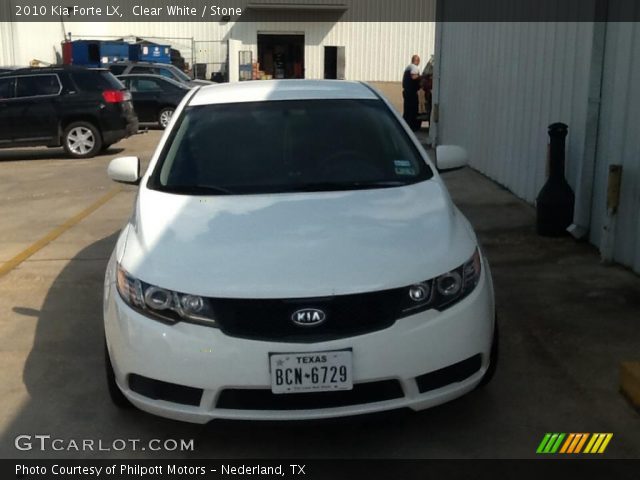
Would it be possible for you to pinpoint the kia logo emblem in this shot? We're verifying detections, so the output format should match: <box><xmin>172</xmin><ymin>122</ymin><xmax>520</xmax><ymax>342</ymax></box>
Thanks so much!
<box><xmin>291</xmin><ymin>308</ymin><xmax>326</xmax><ymax>327</ymax></box>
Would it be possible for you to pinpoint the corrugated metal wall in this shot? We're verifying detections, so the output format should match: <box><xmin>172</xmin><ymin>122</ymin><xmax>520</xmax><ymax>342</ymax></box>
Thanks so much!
<box><xmin>437</xmin><ymin>19</ymin><xmax>640</xmax><ymax>274</ymax></box>
<box><xmin>590</xmin><ymin>22</ymin><xmax>640</xmax><ymax>272</ymax></box>
<box><xmin>437</xmin><ymin>21</ymin><xmax>594</xmax><ymax>204</ymax></box>
<box><xmin>0</xmin><ymin>23</ymin><xmax>15</xmax><ymax>65</ymax></box>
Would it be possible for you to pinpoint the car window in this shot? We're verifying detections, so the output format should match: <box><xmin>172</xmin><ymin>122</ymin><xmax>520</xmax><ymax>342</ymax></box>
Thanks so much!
<box><xmin>73</xmin><ymin>71</ymin><xmax>124</xmax><ymax>91</ymax></box>
<box><xmin>131</xmin><ymin>78</ymin><xmax>163</xmax><ymax>92</ymax></box>
<box><xmin>156</xmin><ymin>68</ymin><xmax>175</xmax><ymax>80</ymax></box>
<box><xmin>156</xmin><ymin>78</ymin><xmax>184</xmax><ymax>92</ymax></box>
<box><xmin>131</xmin><ymin>66</ymin><xmax>155</xmax><ymax>74</ymax></box>
<box><xmin>0</xmin><ymin>76</ymin><xmax>16</xmax><ymax>100</ymax></box>
<box><xmin>167</xmin><ymin>65</ymin><xmax>192</xmax><ymax>82</ymax></box>
<box><xmin>109</xmin><ymin>65</ymin><xmax>127</xmax><ymax>75</ymax></box>
<box><xmin>15</xmin><ymin>75</ymin><xmax>60</xmax><ymax>97</ymax></box>
<box><xmin>150</xmin><ymin>99</ymin><xmax>432</xmax><ymax>195</ymax></box>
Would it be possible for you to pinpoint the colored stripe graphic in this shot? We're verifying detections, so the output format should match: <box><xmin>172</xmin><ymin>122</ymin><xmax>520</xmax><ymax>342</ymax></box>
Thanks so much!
<box><xmin>536</xmin><ymin>433</ymin><xmax>565</xmax><ymax>454</ymax></box>
<box><xmin>538</xmin><ymin>433</ymin><xmax>613</xmax><ymax>454</ymax></box>
<box><xmin>584</xmin><ymin>434</ymin><xmax>614</xmax><ymax>454</ymax></box>
<box><xmin>550</xmin><ymin>433</ymin><xmax>565</xmax><ymax>453</ymax></box>
<box><xmin>567</xmin><ymin>433</ymin><xmax>582</xmax><ymax>453</ymax></box>
<box><xmin>559</xmin><ymin>434</ymin><xmax>575</xmax><ymax>454</ymax></box>
<box><xmin>584</xmin><ymin>434</ymin><xmax>598</xmax><ymax>453</ymax></box>
<box><xmin>536</xmin><ymin>434</ymin><xmax>552</xmax><ymax>454</ymax></box>
<box><xmin>597</xmin><ymin>434</ymin><xmax>614</xmax><ymax>453</ymax></box>
<box><xmin>574</xmin><ymin>434</ymin><xmax>589</xmax><ymax>453</ymax></box>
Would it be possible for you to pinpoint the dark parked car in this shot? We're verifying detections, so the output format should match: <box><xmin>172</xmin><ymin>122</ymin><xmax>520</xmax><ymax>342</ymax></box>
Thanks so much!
<box><xmin>117</xmin><ymin>74</ymin><xmax>191</xmax><ymax>128</ymax></box>
<box><xmin>0</xmin><ymin>66</ymin><xmax>138</xmax><ymax>158</ymax></box>
<box><xmin>108</xmin><ymin>62</ymin><xmax>211</xmax><ymax>88</ymax></box>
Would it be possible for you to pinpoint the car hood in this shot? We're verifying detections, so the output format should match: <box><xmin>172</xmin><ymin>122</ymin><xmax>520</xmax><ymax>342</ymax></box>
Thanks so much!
<box><xmin>120</xmin><ymin>181</ymin><xmax>477</xmax><ymax>298</ymax></box>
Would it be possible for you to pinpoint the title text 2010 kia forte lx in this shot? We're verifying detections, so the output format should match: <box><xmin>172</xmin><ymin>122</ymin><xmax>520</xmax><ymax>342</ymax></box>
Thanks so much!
<box><xmin>103</xmin><ymin>80</ymin><xmax>498</xmax><ymax>423</ymax></box>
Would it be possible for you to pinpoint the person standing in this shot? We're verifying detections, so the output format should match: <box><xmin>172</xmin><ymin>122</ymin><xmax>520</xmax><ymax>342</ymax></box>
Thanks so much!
<box><xmin>402</xmin><ymin>54</ymin><xmax>421</xmax><ymax>131</ymax></box>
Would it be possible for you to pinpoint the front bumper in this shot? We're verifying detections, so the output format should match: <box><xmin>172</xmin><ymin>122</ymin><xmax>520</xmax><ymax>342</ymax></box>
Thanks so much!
<box><xmin>104</xmin><ymin>261</ymin><xmax>495</xmax><ymax>423</ymax></box>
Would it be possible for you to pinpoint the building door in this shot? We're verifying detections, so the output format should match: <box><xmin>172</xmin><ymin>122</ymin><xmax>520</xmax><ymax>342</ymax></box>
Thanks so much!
<box><xmin>257</xmin><ymin>34</ymin><xmax>305</xmax><ymax>79</ymax></box>
<box><xmin>324</xmin><ymin>46</ymin><xmax>345</xmax><ymax>80</ymax></box>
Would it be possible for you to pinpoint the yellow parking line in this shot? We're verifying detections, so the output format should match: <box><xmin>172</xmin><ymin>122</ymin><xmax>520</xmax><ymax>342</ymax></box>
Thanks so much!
<box><xmin>0</xmin><ymin>187</ymin><xmax>122</xmax><ymax>278</ymax></box>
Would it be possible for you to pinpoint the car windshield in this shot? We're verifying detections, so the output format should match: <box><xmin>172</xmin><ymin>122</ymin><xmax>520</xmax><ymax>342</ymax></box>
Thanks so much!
<box><xmin>167</xmin><ymin>65</ymin><xmax>191</xmax><ymax>82</ymax></box>
<box><xmin>149</xmin><ymin>99</ymin><xmax>432</xmax><ymax>195</ymax></box>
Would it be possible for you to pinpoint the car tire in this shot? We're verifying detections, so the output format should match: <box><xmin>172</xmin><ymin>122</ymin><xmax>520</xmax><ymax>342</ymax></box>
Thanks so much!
<box><xmin>105</xmin><ymin>342</ymin><xmax>134</xmax><ymax>409</ymax></box>
<box><xmin>158</xmin><ymin>107</ymin><xmax>175</xmax><ymax>129</ymax></box>
<box><xmin>63</xmin><ymin>121</ymin><xmax>102</xmax><ymax>158</ymax></box>
<box><xmin>478</xmin><ymin>317</ymin><xmax>499</xmax><ymax>387</ymax></box>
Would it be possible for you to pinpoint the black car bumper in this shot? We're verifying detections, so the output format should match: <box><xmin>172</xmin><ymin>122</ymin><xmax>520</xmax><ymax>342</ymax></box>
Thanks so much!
<box><xmin>102</xmin><ymin>117</ymin><xmax>138</xmax><ymax>145</ymax></box>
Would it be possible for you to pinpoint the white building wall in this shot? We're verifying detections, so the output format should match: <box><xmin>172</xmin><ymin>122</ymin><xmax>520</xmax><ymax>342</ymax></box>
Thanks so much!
<box><xmin>590</xmin><ymin>22</ymin><xmax>640</xmax><ymax>273</ymax></box>
<box><xmin>10</xmin><ymin>22</ymin><xmax>69</xmax><ymax>64</ymax></box>
<box><xmin>230</xmin><ymin>21</ymin><xmax>434</xmax><ymax>81</ymax></box>
<box><xmin>0</xmin><ymin>1</ymin><xmax>14</xmax><ymax>65</ymax></box>
<box><xmin>0</xmin><ymin>23</ymin><xmax>15</xmax><ymax>65</ymax></box>
<box><xmin>1</xmin><ymin>0</ymin><xmax>436</xmax><ymax>82</ymax></box>
<box><xmin>436</xmin><ymin>22</ymin><xmax>594</xmax><ymax>204</ymax></box>
<box><xmin>436</xmin><ymin>19</ymin><xmax>640</xmax><ymax>274</ymax></box>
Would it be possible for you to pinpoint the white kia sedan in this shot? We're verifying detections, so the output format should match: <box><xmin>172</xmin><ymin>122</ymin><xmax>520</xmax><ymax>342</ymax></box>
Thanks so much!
<box><xmin>103</xmin><ymin>80</ymin><xmax>497</xmax><ymax>423</ymax></box>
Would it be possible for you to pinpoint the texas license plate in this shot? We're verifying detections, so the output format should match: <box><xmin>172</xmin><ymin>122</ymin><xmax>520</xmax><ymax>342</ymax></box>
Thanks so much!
<box><xmin>269</xmin><ymin>350</ymin><xmax>353</xmax><ymax>394</ymax></box>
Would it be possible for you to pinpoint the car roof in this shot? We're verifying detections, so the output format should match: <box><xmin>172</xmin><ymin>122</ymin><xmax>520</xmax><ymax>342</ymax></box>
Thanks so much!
<box><xmin>112</xmin><ymin>61</ymin><xmax>175</xmax><ymax>67</ymax></box>
<box><xmin>118</xmin><ymin>73</ymin><xmax>188</xmax><ymax>88</ymax></box>
<box><xmin>189</xmin><ymin>80</ymin><xmax>379</xmax><ymax>106</ymax></box>
<box><xmin>2</xmin><ymin>65</ymin><xmax>97</xmax><ymax>75</ymax></box>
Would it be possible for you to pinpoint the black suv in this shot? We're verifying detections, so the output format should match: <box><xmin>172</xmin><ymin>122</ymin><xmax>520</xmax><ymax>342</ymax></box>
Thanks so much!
<box><xmin>0</xmin><ymin>66</ymin><xmax>138</xmax><ymax>158</ymax></box>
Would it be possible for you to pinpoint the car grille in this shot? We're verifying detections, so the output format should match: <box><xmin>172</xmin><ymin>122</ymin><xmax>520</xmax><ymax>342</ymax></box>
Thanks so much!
<box><xmin>209</xmin><ymin>289</ymin><xmax>406</xmax><ymax>342</ymax></box>
<box><xmin>216</xmin><ymin>380</ymin><xmax>404</xmax><ymax>410</ymax></box>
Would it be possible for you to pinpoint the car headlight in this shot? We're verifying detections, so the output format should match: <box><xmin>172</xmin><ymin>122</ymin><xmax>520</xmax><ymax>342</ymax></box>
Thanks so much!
<box><xmin>116</xmin><ymin>264</ymin><xmax>217</xmax><ymax>326</ymax></box>
<box><xmin>401</xmin><ymin>248</ymin><xmax>482</xmax><ymax>315</ymax></box>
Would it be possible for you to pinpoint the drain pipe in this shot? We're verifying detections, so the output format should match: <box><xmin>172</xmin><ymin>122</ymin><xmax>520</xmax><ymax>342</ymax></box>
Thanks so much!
<box><xmin>428</xmin><ymin>2</ymin><xmax>445</xmax><ymax>147</ymax></box>
<box><xmin>567</xmin><ymin>2</ymin><xmax>608</xmax><ymax>240</ymax></box>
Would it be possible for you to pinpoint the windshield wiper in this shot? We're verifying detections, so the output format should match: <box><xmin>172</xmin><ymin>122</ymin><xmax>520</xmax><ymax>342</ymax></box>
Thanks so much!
<box><xmin>159</xmin><ymin>181</ymin><xmax>411</xmax><ymax>196</ymax></box>
<box><xmin>292</xmin><ymin>180</ymin><xmax>409</xmax><ymax>192</ymax></box>
<box><xmin>161</xmin><ymin>185</ymin><xmax>235</xmax><ymax>195</ymax></box>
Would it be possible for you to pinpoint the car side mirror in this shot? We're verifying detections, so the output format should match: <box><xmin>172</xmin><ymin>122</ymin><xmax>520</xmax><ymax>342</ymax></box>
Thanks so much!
<box><xmin>436</xmin><ymin>145</ymin><xmax>468</xmax><ymax>172</ymax></box>
<box><xmin>108</xmin><ymin>156</ymin><xmax>140</xmax><ymax>185</ymax></box>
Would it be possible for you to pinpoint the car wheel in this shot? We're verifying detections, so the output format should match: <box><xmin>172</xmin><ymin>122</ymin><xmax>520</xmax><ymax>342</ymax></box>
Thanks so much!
<box><xmin>478</xmin><ymin>317</ymin><xmax>499</xmax><ymax>387</ymax></box>
<box><xmin>105</xmin><ymin>342</ymin><xmax>134</xmax><ymax>409</ymax></box>
<box><xmin>63</xmin><ymin>121</ymin><xmax>102</xmax><ymax>158</ymax></box>
<box><xmin>158</xmin><ymin>107</ymin><xmax>175</xmax><ymax>129</ymax></box>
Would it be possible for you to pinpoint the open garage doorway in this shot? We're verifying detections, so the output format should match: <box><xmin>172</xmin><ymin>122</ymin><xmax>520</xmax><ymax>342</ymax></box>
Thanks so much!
<box><xmin>257</xmin><ymin>33</ymin><xmax>305</xmax><ymax>79</ymax></box>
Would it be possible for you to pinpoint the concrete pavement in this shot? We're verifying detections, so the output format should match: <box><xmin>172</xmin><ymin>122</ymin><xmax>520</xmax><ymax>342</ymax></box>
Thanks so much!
<box><xmin>0</xmin><ymin>130</ymin><xmax>638</xmax><ymax>459</ymax></box>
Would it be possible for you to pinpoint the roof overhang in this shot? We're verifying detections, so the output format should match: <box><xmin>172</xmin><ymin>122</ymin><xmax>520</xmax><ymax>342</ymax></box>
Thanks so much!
<box><xmin>245</xmin><ymin>2</ymin><xmax>348</xmax><ymax>13</ymax></box>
